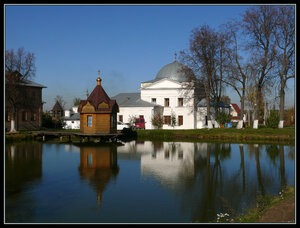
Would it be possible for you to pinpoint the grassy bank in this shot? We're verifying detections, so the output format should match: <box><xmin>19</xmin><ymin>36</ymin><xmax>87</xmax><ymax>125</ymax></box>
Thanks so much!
<box><xmin>5</xmin><ymin>127</ymin><xmax>295</xmax><ymax>144</ymax></box>
<box><xmin>230</xmin><ymin>186</ymin><xmax>295</xmax><ymax>223</ymax></box>
<box><xmin>5</xmin><ymin>133</ymin><xmax>35</xmax><ymax>143</ymax></box>
<box><xmin>136</xmin><ymin>127</ymin><xmax>295</xmax><ymax>144</ymax></box>
<box><xmin>5</xmin><ymin>129</ymin><xmax>80</xmax><ymax>143</ymax></box>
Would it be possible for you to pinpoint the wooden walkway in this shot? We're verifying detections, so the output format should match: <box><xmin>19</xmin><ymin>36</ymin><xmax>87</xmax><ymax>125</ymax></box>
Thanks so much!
<box><xmin>31</xmin><ymin>131</ymin><xmax>122</xmax><ymax>142</ymax></box>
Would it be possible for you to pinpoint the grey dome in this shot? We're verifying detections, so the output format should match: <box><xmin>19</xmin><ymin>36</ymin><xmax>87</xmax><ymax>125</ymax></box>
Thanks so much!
<box><xmin>155</xmin><ymin>60</ymin><xmax>193</xmax><ymax>82</ymax></box>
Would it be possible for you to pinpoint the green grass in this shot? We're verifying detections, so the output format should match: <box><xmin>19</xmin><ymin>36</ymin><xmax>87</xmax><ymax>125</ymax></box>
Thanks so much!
<box><xmin>5</xmin><ymin>133</ymin><xmax>35</xmax><ymax>143</ymax></box>
<box><xmin>6</xmin><ymin>127</ymin><xmax>295</xmax><ymax>144</ymax></box>
<box><xmin>136</xmin><ymin>127</ymin><xmax>295</xmax><ymax>144</ymax></box>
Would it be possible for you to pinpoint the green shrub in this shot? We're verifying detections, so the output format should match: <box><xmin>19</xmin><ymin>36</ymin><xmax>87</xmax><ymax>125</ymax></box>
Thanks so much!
<box><xmin>216</xmin><ymin>111</ymin><xmax>231</xmax><ymax>124</ymax></box>
<box><xmin>151</xmin><ymin>113</ymin><xmax>163</xmax><ymax>129</ymax></box>
<box><xmin>265</xmin><ymin>110</ymin><xmax>279</xmax><ymax>128</ymax></box>
<box><xmin>42</xmin><ymin>112</ymin><xmax>65</xmax><ymax>129</ymax></box>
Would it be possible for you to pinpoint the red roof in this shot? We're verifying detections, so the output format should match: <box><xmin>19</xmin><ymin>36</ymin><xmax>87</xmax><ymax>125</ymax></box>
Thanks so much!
<box><xmin>231</xmin><ymin>103</ymin><xmax>241</xmax><ymax>114</ymax></box>
<box><xmin>78</xmin><ymin>84</ymin><xmax>118</xmax><ymax>113</ymax></box>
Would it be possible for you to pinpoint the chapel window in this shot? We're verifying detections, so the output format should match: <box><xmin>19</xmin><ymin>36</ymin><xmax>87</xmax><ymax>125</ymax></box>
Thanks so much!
<box><xmin>87</xmin><ymin>115</ymin><xmax>92</xmax><ymax>127</ymax></box>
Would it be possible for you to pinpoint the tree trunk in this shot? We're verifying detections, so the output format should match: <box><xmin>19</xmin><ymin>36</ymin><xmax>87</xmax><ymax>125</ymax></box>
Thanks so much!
<box><xmin>278</xmin><ymin>84</ymin><xmax>285</xmax><ymax>128</ymax></box>
<box><xmin>279</xmin><ymin>145</ymin><xmax>286</xmax><ymax>190</ymax></box>
<box><xmin>206</xmin><ymin>82</ymin><xmax>213</xmax><ymax>128</ymax></box>
<box><xmin>253</xmin><ymin>85</ymin><xmax>261</xmax><ymax>129</ymax></box>
<box><xmin>10</xmin><ymin>110</ymin><xmax>17</xmax><ymax>132</ymax></box>
<box><xmin>255</xmin><ymin>144</ymin><xmax>265</xmax><ymax>196</ymax></box>
<box><xmin>240</xmin><ymin>97</ymin><xmax>245</xmax><ymax>120</ymax></box>
<box><xmin>239</xmin><ymin>144</ymin><xmax>246</xmax><ymax>192</ymax></box>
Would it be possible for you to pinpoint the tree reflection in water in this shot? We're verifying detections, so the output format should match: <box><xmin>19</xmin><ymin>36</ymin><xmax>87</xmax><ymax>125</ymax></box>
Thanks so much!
<box><xmin>138</xmin><ymin>141</ymin><xmax>294</xmax><ymax>223</ymax></box>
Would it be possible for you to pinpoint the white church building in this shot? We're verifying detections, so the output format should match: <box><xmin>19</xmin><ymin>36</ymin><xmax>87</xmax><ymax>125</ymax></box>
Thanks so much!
<box><xmin>112</xmin><ymin>56</ymin><xmax>230</xmax><ymax>129</ymax></box>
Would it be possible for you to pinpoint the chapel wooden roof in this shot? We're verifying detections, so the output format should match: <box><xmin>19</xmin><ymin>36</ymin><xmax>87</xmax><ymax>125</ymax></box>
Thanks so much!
<box><xmin>78</xmin><ymin>74</ymin><xmax>118</xmax><ymax>113</ymax></box>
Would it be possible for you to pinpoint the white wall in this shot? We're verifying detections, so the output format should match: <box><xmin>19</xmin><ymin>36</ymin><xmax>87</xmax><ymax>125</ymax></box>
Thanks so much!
<box><xmin>140</xmin><ymin>80</ymin><xmax>196</xmax><ymax>129</ymax></box>
<box><xmin>117</xmin><ymin>107</ymin><xmax>154</xmax><ymax>129</ymax></box>
<box><xmin>63</xmin><ymin>120</ymin><xmax>80</xmax><ymax>129</ymax></box>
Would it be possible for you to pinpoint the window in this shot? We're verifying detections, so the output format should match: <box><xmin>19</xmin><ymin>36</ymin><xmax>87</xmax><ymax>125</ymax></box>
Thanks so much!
<box><xmin>139</xmin><ymin>115</ymin><xmax>144</xmax><ymax>119</ymax></box>
<box><xmin>164</xmin><ymin>98</ymin><xmax>169</xmax><ymax>107</ymax></box>
<box><xmin>164</xmin><ymin>116</ymin><xmax>171</xmax><ymax>125</ymax></box>
<box><xmin>22</xmin><ymin>111</ymin><xmax>27</xmax><ymax>121</ymax></box>
<box><xmin>32</xmin><ymin>91</ymin><xmax>36</xmax><ymax>99</ymax></box>
<box><xmin>119</xmin><ymin>115</ymin><xmax>123</xmax><ymax>122</ymax></box>
<box><xmin>87</xmin><ymin>115</ymin><xmax>92</xmax><ymax>127</ymax></box>
<box><xmin>151</xmin><ymin>98</ymin><xmax>156</xmax><ymax>104</ymax></box>
<box><xmin>31</xmin><ymin>112</ymin><xmax>36</xmax><ymax>121</ymax></box>
<box><xmin>178</xmin><ymin>116</ymin><xmax>183</xmax><ymax>126</ymax></box>
<box><xmin>178</xmin><ymin>98</ymin><xmax>183</xmax><ymax>107</ymax></box>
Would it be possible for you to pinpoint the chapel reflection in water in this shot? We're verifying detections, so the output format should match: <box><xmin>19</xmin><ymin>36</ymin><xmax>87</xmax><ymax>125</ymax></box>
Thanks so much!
<box><xmin>78</xmin><ymin>144</ymin><xmax>119</xmax><ymax>205</ymax></box>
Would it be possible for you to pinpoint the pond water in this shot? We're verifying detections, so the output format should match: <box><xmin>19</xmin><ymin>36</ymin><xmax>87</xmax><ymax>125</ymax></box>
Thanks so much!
<box><xmin>5</xmin><ymin>140</ymin><xmax>295</xmax><ymax>223</ymax></box>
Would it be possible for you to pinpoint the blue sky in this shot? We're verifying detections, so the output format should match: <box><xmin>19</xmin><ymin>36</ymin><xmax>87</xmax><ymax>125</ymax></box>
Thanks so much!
<box><xmin>5</xmin><ymin>4</ymin><xmax>295</xmax><ymax>111</ymax></box>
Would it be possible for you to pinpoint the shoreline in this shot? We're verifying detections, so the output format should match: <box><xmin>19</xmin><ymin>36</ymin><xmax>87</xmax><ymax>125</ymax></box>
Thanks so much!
<box><xmin>5</xmin><ymin>127</ymin><xmax>295</xmax><ymax>144</ymax></box>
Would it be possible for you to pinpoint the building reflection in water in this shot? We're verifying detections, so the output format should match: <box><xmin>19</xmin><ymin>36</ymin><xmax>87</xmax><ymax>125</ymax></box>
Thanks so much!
<box><xmin>6</xmin><ymin>142</ymin><xmax>43</xmax><ymax>196</ymax></box>
<box><xmin>141</xmin><ymin>142</ymin><xmax>196</xmax><ymax>187</ymax></box>
<box><xmin>5</xmin><ymin>142</ymin><xmax>43</xmax><ymax>223</ymax></box>
<box><xmin>78</xmin><ymin>144</ymin><xmax>119</xmax><ymax>205</ymax></box>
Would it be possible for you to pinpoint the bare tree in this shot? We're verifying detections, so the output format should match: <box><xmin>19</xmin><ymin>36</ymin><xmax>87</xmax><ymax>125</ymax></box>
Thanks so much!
<box><xmin>274</xmin><ymin>6</ymin><xmax>295</xmax><ymax>127</ymax></box>
<box><xmin>211</xmin><ymin>30</ymin><xmax>231</xmax><ymax>115</ymax></box>
<box><xmin>221</xmin><ymin>21</ymin><xmax>250</xmax><ymax>121</ymax></box>
<box><xmin>180</xmin><ymin>25</ymin><xmax>220</xmax><ymax>127</ymax></box>
<box><xmin>220</xmin><ymin>95</ymin><xmax>231</xmax><ymax>105</ymax></box>
<box><xmin>5</xmin><ymin>47</ymin><xmax>36</xmax><ymax>132</ymax></box>
<box><xmin>73</xmin><ymin>97</ymin><xmax>81</xmax><ymax>107</ymax></box>
<box><xmin>241</xmin><ymin>6</ymin><xmax>278</xmax><ymax>126</ymax></box>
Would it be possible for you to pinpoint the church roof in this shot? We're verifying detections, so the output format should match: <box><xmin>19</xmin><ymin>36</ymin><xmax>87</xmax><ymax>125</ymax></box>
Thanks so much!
<box><xmin>142</xmin><ymin>56</ymin><xmax>195</xmax><ymax>84</ymax></box>
<box><xmin>111</xmin><ymin>93</ymin><xmax>156</xmax><ymax>107</ymax></box>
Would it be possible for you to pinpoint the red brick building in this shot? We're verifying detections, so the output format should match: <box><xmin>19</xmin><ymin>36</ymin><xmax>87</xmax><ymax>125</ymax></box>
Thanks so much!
<box><xmin>5</xmin><ymin>71</ymin><xmax>47</xmax><ymax>131</ymax></box>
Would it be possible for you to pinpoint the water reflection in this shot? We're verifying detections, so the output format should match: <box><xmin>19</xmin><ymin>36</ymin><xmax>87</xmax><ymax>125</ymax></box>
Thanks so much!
<box><xmin>119</xmin><ymin>141</ymin><xmax>294</xmax><ymax>222</ymax></box>
<box><xmin>78</xmin><ymin>144</ymin><xmax>119</xmax><ymax>205</ymax></box>
<box><xmin>5</xmin><ymin>141</ymin><xmax>294</xmax><ymax>223</ymax></box>
<box><xmin>6</xmin><ymin>142</ymin><xmax>43</xmax><ymax>196</ymax></box>
<box><xmin>5</xmin><ymin>142</ymin><xmax>43</xmax><ymax>222</ymax></box>
<box><xmin>141</xmin><ymin>142</ymin><xmax>195</xmax><ymax>188</ymax></box>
